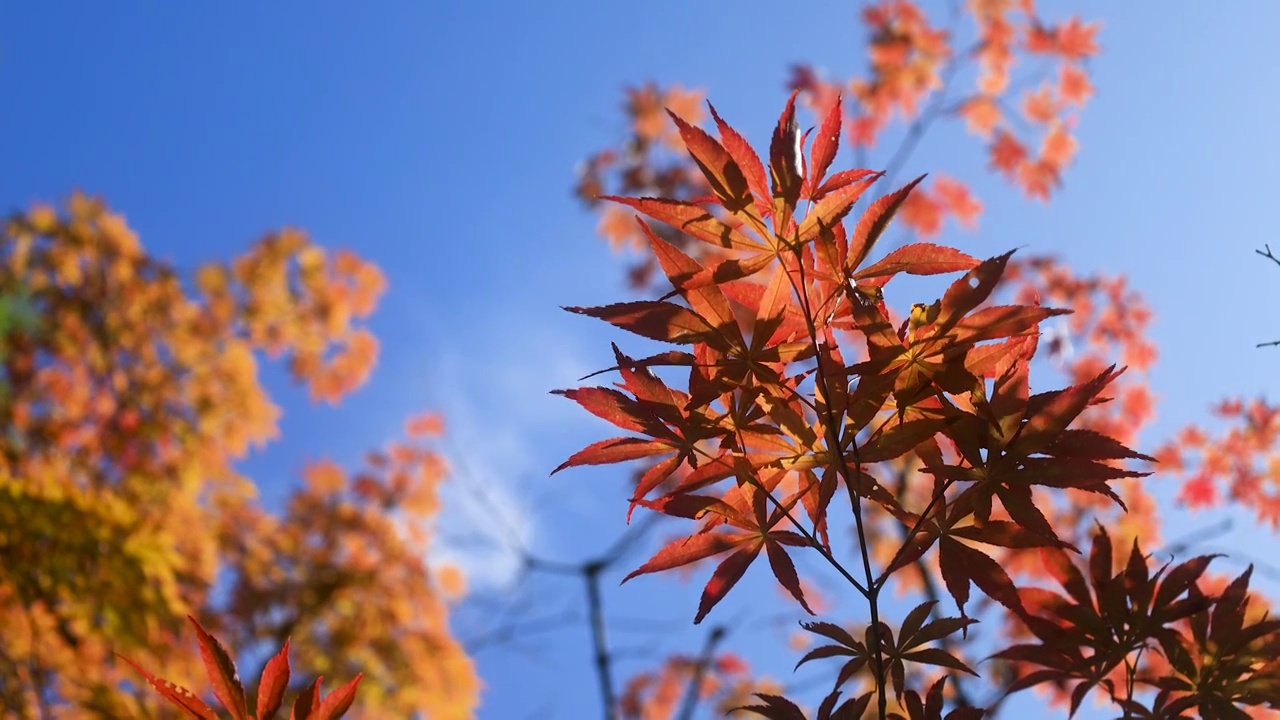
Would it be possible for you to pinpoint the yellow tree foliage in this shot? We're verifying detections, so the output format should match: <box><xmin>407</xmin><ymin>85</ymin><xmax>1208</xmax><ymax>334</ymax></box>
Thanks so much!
<box><xmin>0</xmin><ymin>194</ymin><xmax>477</xmax><ymax>718</ymax></box>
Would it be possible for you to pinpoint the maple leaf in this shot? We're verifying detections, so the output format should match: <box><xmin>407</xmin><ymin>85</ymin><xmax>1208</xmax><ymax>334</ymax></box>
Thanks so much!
<box><xmin>1152</xmin><ymin>566</ymin><xmax>1280</xmax><ymax>715</ymax></box>
<box><xmin>988</xmin><ymin>130</ymin><xmax>1027</xmax><ymax>178</ymax></box>
<box><xmin>801</xmin><ymin>599</ymin><xmax>979</xmax><ymax>701</ymax></box>
<box><xmin>602</xmin><ymin>195</ymin><xmax>767</xmax><ymax>253</ymax></box>
<box><xmin>625</xmin><ymin>480</ymin><xmax>813</xmax><ymax>623</ymax></box>
<box><xmin>769</xmin><ymin>91</ymin><xmax>806</xmax><ymax>235</ymax></box>
<box><xmin>1059</xmin><ymin>64</ymin><xmax>1094</xmax><ymax>105</ymax></box>
<box><xmin>959</xmin><ymin>96</ymin><xmax>1002</xmax><ymax>138</ymax></box>
<box><xmin>737</xmin><ymin>689</ymin><xmax>873</xmax><ymax>720</ymax></box>
<box><xmin>668</xmin><ymin>109</ymin><xmax>756</xmax><ymax>216</ymax></box>
<box><xmin>554</xmin><ymin>346</ymin><xmax>729</xmax><ymax>517</ymax></box>
<box><xmin>996</xmin><ymin>526</ymin><xmax>1223</xmax><ymax>717</ymax></box>
<box><xmin>1041</xmin><ymin>122</ymin><xmax>1079</xmax><ymax>168</ymax></box>
<box><xmin>889</xmin><ymin>677</ymin><xmax>986</xmax><ymax>720</ymax></box>
<box><xmin>709</xmin><ymin>103</ymin><xmax>774</xmax><ymax>217</ymax></box>
<box><xmin>121</xmin><ymin>619</ymin><xmax>362</xmax><ymax>720</ymax></box>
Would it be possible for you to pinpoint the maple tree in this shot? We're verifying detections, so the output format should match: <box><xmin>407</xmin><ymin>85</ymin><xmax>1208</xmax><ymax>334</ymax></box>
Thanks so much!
<box><xmin>0</xmin><ymin>195</ymin><xmax>477</xmax><ymax>717</ymax></box>
<box><xmin>546</xmin><ymin>3</ymin><xmax>1280</xmax><ymax>718</ymax></box>
<box><xmin>559</xmin><ymin>91</ymin><xmax>1280</xmax><ymax>719</ymax></box>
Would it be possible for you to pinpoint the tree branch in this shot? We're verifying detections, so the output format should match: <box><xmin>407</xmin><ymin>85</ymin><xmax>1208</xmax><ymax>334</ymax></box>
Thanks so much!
<box><xmin>674</xmin><ymin>625</ymin><xmax>727</xmax><ymax>720</ymax></box>
<box><xmin>585</xmin><ymin>562</ymin><xmax>618</xmax><ymax>720</ymax></box>
<box><xmin>1257</xmin><ymin>245</ymin><xmax>1280</xmax><ymax>347</ymax></box>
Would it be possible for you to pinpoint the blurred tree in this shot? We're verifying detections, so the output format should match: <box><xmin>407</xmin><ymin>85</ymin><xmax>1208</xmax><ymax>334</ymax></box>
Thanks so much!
<box><xmin>0</xmin><ymin>195</ymin><xmax>477</xmax><ymax>718</ymax></box>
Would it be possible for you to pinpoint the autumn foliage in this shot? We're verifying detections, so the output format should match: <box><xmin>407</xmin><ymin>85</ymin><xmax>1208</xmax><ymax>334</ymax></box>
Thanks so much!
<box><xmin>578</xmin><ymin>1</ymin><xmax>1098</xmax><ymax>289</ymax></box>
<box><xmin>3</xmin><ymin>3</ymin><xmax>1277</xmax><ymax>719</ymax></box>
<box><xmin>558</xmin><ymin>14</ymin><xmax>1280</xmax><ymax>712</ymax></box>
<box><xmin>119</xmin><ymin>617</ymin><xmax>361</xmax><ymax>720</ymax></box>
<box><xmin>0</xmin><ymin>196</ymin><xmax>477</xmax><ymax>717</ymax></box>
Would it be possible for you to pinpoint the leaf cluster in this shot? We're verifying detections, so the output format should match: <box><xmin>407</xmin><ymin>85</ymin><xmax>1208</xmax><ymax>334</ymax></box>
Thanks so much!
<box><xmin>120</xmin><ymin>616</ymin><xmax>361</xmax><ymax>720</ymax></box>
<box><xmin>556</xmin><ymin>97</ymin><xmax>1280</xmax><ymax>718</ymax></box>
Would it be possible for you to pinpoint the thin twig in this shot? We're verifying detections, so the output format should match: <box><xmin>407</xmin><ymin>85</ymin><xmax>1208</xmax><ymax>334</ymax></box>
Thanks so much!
<box><xmin>1256</xmin><ymin>244</ymin><xmax>1280</xmax><ymax>268</ymax></box>
<box><xmin>1257</xmin><ymin>245</ymin><xmax>1280</xmax><ymax>347</ymax></box>
<box><xmin>784</xmin><ymin>240</ymin><xmax>887</xmax><ymax>718</ymax></box>
<box><xmin>674</xmin><ymin>626</ymin><xmax>727</xmax><ymax>720</ymax></box>
<box><xmin>1153</xmin><ymin>518</ymin><xmax>1233</xmax><ymax>558</ymax></box>
<box><xmin>446</xmin><ymin>431</ymin><xmax>671</xmax><ymax>719</ymax></box>
<box><xmin>462</xmin><ymin>610</ymin><xmax>581</xmax><ymax>654</ymax></box>
<box><xmin>877</xmin><ymin>4</ymin><xmax>967</xmax><ymax>195</ymax></box>
<box><xmin>729</xmin><ymin>421</ymin><xmax>868</xmax><ymax>595</ymax></box>
<box><xmin>1196</xmin><ymin>545</ymin><xmax>1280</xmax><ymax>582</ymax></box>
<box><xmin>878</xmin><ymin>477</ymin><xmax>956</xmax><ymax>588</ymax></box>
<box><xmin>888</xmin><ymin>467</ymin><xmax>979</xmax><ymax>710</ymax></box>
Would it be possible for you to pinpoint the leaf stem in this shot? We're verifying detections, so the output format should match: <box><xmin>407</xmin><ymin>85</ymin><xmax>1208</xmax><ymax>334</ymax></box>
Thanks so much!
<box><xmin>783</xmin><ymin>240</ymin><xmax>888</xmax><ymax>718</ymax></box>
<box><xmin>889</xmin><ymin>468</ymin><xmax>979</xmax><ymax>710</ymax></box>
<box><xmin>878</xmin><ymin>477</ymin><xmax>956</xmax><ymax>589</ymax></box>
<box><xmin>730</xmin><ymin>421</ymin><xmax>868</xmax><ymax>595</ymax></box>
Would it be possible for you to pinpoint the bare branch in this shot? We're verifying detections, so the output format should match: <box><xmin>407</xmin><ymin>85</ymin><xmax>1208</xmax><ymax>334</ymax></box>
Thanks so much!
<box><xmin>674</xmin><ymin>626</ymin><xmax>727</xmax><ymax>720</ymax></box>
<box><xmin>585</xmin><ymin>563</ymin><xmax>618</xmax><ymax>720</ymax></box>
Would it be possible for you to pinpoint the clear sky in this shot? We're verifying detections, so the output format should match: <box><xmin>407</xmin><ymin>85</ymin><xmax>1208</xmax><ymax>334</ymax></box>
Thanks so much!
<box><xmin>2</xmin><ymin>2</ymin><xmax>1279</xmax><ymax>719</ymax></box>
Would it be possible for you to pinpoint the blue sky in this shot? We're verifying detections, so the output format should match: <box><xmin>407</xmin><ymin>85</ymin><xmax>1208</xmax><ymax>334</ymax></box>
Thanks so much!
<box><xmin>2</xmin><ymin>2</ymin><xmax>1279</xmax><ymax>718</ymax></box>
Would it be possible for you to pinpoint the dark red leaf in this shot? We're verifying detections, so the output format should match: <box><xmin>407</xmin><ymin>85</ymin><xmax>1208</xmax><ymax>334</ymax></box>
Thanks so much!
<box><xmin>576</xmin><ymin>350</ymin><xmax>695</xmax><ymax>382</ymax></box>
<box><xmin>1039</xmin><ymin>545</ymin><xmax>1092</xmax><ymax>607</ymax></box>
<box><xmin>736</xmin><ymin>693</ymin><xmax>807</xmax><ymax>720</ymax></box>
<box><xmin>564</xmin><ymin>301</ymin><xmax>712</xmax><ymax>344</ymax></box>
<box><xmin>311</xmin><ymin>673</ymin><xmax>363</xmax><ymax>720</ymax></box>
<box><xmin>1043</xmin><ymin>429</ymin><xmax>1156</xmax><ymax>462</ymax></box>
<box><xmin>801</xmin><ymin>620</ymin><xmax>864</xmax><ymax>650</ymax></box>
<box><xmin>949</xmin><ymin>305</ymin><xmax>1071</xmax><ymax>345</ymax></box>
<box><xmin>1153</xmin><ymin>554</ymin><xmax>1217</xmax><ymax>611</ymax></box>
<box><xmin>897</xmin><ymin>601</ymin><xmax>938</xmax><ymax>648</ymax></box>
<box><xmin>935</xmin><ymin>251</ymin><xmax>1014</xmax><ymax>331</ymax></box>
<box><xmin>552</xmin><ymin>436</ymin><xmax>672</xmax><ymax>474</ymax></box>
<box><xmin>695</xmin><ymin>544</ymin><xmax>762</xmax><ymax>623</ymax></box>
<box><xmin>1209</xmin><ymin>566</ymin><xmax>1252</xmax><ymax>648</ymax></box>
<box><xmin>256</xmin><ymin>639</ymin><xmax>291</xmax><ymax>720</ymax></box>
<box><xmin>642</xmin><ymin>220</ymin><xmax>742</xmax><ymax>339</ymax></box>
<box><xmin>189</xmin><ymin>617</ymin><xmax>248</xmax><ymax>720</ymax></box>
<box><xmin>551</xmin><ymin>387</ymin><xmax>660</xmax><ymax>435</ymax></box>
<box><xmin>765</xmin><ymin>541</ymin><xmax>814</xmax><ymax>615</ymax></box>
<box><xmin>636</xmin><ymin>493</ymin><xmax>736</xmax><ymax>522</ymax></box>
<box><xmin>939</xmin><ymin>538</ymin><xmax>1023</xmax><ymax>614</ymax></box>
<box><xmin>629</xmin><ymin>454</ymin><xmax>686</xmax><ymax>517</ymax></box>
<box><xmin>950</xmin><ymin>520</ymin><xmax>1062</xmax><ymax>549</ymax></box>
<box><xmin>768</xmin><ymin>91</ymin><xmax>804</xmax><ymax>223</ymax></box>
<box><xmin>290</xmin><ymin>678</ymin><xmax>322</xmax><ymax>720</ymax></box>
<box><xmin>623</xmin><ymin>531</ymin><xmax>747</xmax><ymax>583</ymax></box>
<box><xmin>117</xmin><ymin>654</ymin><xmax>219</xmax><ymax>720</ymax></box>
<box><xmin>815</xmin><ymin>168</ymin><xmax>882</xmax><ymax>199</ymax></box>
<box><xmin>858</xmin><ymin>417</ymin><xmax>953</xmax><ymax>463</ymax></box>
<box><xmin>1014</xmin><ymin>366</ymin><xmax>1122</xmax><ymax>454</ymax></box>
<box><xmin>900</xmin><ymin>648</ymin><xmax>977</xmax><ymax>675</ymax></box>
